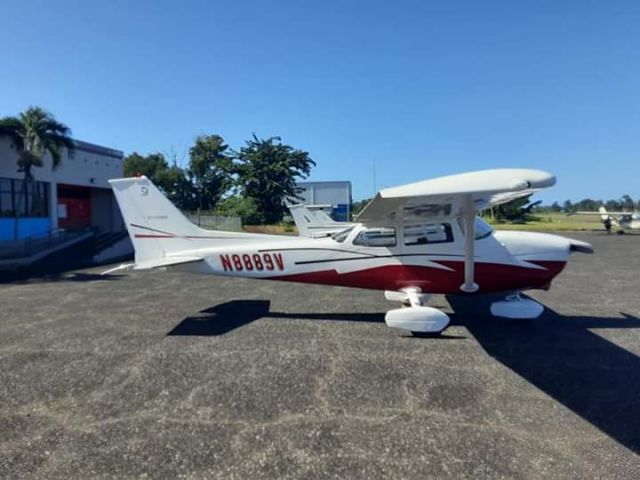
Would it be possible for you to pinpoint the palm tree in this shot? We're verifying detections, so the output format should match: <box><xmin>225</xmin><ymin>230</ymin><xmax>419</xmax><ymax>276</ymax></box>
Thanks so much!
<box><xmin>0</xmin><ymin>107</ymin><xmax>74</xmax><ymax>239</ymax></box>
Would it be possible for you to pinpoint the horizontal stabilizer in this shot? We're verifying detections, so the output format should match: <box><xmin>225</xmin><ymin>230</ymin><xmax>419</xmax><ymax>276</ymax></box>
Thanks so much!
<box><xmin>102</xmin><ymin>256</ymin><xmax>203</xmax><ymax>275</ymax></box>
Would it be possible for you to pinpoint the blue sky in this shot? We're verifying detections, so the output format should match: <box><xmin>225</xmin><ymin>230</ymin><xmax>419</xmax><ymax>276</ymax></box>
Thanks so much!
<box><xmin>1</xmin><ymin>0</ymin><xmax>639</xmax><ymax>203</ymax></box>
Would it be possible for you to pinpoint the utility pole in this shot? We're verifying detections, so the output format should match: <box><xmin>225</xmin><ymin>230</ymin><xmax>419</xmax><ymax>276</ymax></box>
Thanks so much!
<box><xmin>373</xmin><ymin>160</ymin><xmax>377</xmax><ymax>196</ymax></box>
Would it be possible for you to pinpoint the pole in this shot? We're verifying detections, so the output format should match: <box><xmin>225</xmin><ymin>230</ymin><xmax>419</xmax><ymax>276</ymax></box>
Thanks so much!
<box><xmin>373</xmin><ymin>160</ymin><xmax>377</xmax><ymax>195</ymax></box>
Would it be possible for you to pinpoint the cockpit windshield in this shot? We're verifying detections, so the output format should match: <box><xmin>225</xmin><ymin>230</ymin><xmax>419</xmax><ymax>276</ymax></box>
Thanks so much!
<box><xmin>457</xmin><ymin>217</ymin><xmax>494</xmax><ymax>240</ymax></box>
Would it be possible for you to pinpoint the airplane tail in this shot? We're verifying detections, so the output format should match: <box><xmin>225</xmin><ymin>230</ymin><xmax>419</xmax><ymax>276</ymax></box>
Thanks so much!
<box><xmin>288</xmin><ymin>204</ymin><xmax>352</xmax><ymax>237</ymax></box>
<box><xmin>288</xmin><ymin>204</ymin><xmax>314</xmax><ymax>236</ymax></box>
<box><xmin>109</xmin><ymin>176</ymin><xmax>267</xmax><ymax>265</ymax></box>
<box><xmin>598</xmin><ymin>206</ymin><xmax>609</xmax><ymax>221</ymax></box>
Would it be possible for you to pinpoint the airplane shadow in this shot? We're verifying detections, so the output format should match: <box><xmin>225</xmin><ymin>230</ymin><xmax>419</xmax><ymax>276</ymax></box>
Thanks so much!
<box><xmin>0</xmin><ymin>271</ymin><xmax>122</xmax><ymax>284</ymax></box>
<box><xmin>446</xmin><ymin>294</ymin><xmax>640</xmax><ymax>454</ymax></box>
<box><xmin>168</xmin><ymin>300</ymin><xmax>272</xmax><ymax>336</ymax></box>
<box><xmin>169</xmin><ymin>300</ymin><xmax>463</xmax><ymax>339</ymax></box>
<box><xmin>169</xmin><ymin>297</ymin><xmax>640</xmax><ymax>453</ymax></box>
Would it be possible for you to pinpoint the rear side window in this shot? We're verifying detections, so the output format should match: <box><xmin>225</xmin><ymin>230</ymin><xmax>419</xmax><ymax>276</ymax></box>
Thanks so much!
<box><xmin>404</xmin><ymin>223</ymin><xmax>453</xmax><ymax>245</ymax></box>
<box><xmin>353</xmin><ymin>227</ymin><xmax>397</xmax><ymax>247</ymax></box>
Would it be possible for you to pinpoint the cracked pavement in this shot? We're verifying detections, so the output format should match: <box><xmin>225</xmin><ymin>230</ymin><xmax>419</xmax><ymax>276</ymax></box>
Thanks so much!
<box><xmin>0</xmin><ymin>232</ymin><xmax>639</xmax><ymax>479</ymax></box>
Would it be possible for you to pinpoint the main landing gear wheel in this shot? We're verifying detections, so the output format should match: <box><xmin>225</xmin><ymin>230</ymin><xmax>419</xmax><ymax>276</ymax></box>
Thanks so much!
<box><xmin>384</xmin><ymin>288</ymin><xmax>450</xmax><ymax>335</ymax></box>
<box><xmin>385</xmin><ymin>306</ymin><xmax>450</xmax><ymax>335</ymax></box>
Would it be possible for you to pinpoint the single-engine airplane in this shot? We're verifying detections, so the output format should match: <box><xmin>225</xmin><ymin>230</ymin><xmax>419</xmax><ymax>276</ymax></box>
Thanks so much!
<box><xmin>105</xmin><ymin>169</ymin><xmax>593</xmax><ymax>335</ymax></box>
<box><xmin>288</xmin><ymin>204</ymin><xmax>355</xmax><ymax>237</ymax></box>
<box><xmin>570</xmin><ymin>206</ymin><xmax>640</xmax><ymax>234</ymax></box>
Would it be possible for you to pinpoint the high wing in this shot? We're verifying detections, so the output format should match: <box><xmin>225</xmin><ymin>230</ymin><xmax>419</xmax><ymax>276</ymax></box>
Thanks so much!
<box><xmin>572</xmin><ymin>211</ymin><xmax>633</xmax><ymax>216</ymax></box>
<box><xmin>355</xmin><ymin>168</ymin><xmax>556</xmax><ymax>293</ymax></box>
<box><xmin>356</xmin><ymin>169</ymin><xmax>555</xmax><ymax>225</ymax></box>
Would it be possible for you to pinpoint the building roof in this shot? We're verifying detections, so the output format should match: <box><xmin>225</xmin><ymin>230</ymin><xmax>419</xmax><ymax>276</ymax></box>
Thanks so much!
<box><xmin>72</xmin><ymin>139</ymin><xmax>123</xmax><ymax>160</ymax></box>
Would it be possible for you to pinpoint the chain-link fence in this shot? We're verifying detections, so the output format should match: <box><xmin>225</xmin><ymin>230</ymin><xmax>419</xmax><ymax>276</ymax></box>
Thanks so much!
<box><xmin>185</xmin><ymin>213</ymin><xmax>242</xmax><ymax>232</ymax></box>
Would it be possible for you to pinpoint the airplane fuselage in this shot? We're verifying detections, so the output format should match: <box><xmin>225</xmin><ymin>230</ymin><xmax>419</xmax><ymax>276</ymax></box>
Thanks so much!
<box><xmin>165</xmin><ymin>222</ymin><xmax>579</xmax><ymax>294</ymax></box>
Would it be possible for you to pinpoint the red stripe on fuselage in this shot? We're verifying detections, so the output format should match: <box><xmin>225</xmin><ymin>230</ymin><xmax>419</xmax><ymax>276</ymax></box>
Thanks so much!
<box><xmin>266</xmin><ymin>260</ymin><xmax>566</xmax><ymax>294</ymax></box>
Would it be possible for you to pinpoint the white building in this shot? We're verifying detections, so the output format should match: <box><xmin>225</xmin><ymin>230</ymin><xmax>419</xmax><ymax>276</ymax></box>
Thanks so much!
<box><xmin>294</xmin><ymin>181</ymin><xmax>352</xmax><ymax>221</ymax></box>
<box><xmin>0</xmin><ymin>137</ymin><xmax>124</xmax><ymax>241</ymax></box>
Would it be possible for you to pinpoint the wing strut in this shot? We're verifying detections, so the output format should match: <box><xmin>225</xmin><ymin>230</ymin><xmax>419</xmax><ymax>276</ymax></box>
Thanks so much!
<box><xmin>460</xmin><ymin>194</ymin><xmax>479</xmax><ymax>293</ymax></box>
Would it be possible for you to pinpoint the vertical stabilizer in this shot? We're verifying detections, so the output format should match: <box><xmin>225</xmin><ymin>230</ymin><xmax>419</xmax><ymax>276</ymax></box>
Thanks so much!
<box><xmin>109</xmin><ymin>176</ymin><xmax>202</xmax><ymax>262</ymax></box>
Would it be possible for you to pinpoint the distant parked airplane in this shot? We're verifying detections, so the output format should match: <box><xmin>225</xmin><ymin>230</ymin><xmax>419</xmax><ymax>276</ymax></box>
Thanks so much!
<box><xmin>288</xmin><ymin>204</ymin><xmax>354</xmax><ymax>237</ymax></box>
<box><xmin>571</xmin><ymin>207</ymin><xmax>640</xmax><ymax>234</ymax></box>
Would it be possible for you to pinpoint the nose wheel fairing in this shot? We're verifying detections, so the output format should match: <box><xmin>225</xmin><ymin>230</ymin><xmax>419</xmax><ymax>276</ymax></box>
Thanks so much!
<box><xmin>490</xmin><ymin>294</ymin><xmax>545</xmax><ymax>319</ymax></box>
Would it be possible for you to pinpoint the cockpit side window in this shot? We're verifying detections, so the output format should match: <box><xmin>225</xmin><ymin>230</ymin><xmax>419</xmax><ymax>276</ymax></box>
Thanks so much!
<box><xmin>353</xmin><ymin>227</ymin><xmax>397</xmax><ymax>247</ymax></box>
<box><xmin>404</xmin><ymin>223</ymin><xmax>453</xmax><ymax>245</ymax></box>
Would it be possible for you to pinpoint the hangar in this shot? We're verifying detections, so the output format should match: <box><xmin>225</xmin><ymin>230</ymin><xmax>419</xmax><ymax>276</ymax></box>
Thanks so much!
<box><xmin>294</xmin><ymin>181</ymin><xmax>352</xmax><ymax>221</ymax></box>
<box><xmin>0</xmin><ymin>136</ymin><xmax>124</xmax><ymax>241</ymax></box>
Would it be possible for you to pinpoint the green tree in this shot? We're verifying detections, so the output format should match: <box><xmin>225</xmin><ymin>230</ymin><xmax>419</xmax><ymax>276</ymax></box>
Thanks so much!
<box><xmin>188</xmin><ymin>135</ymin><xmax>233</xmax><ymax>210</ymax></box>
<box><xmin>605</xmin><ymin>199</ymin><xmax>622</xmax><ymax>211</ymax></box>
<box><xmin>0</xmin><ymin>107</ymin><xmax>74</xmax><ymax>239</ymax></box>
<box><xmin>621</xmin><ymin>194</ymin><xmax>634</xmax><ymax>211</ymax></box>
<box><xmin>351</xmin><ymin>198</ymin><xmax>372</xmax><ymax>218</ymax></box>
<box><xmin>575</xmin><ymin>198</ymin><xmax>601</xmax><ymax>212</ymax></box>
<box><xmin>123</xmin><ymin>152</ymin><xmax>196</xmax><ymax>210</ymax></box>
<box><xmin>156</xmin><ymin>164</ymin><xmax>196</xmax><ymax>210</ymax></box>
<box><xmin>562</xmin><ymin>200</ymin><xmax>575</xmax><ymax>213</ymax></box>
<box><xmin>234</xmin><ymin>135</ymin><xmax>315</xmax><ymax>224</ymax></box>
<box><xmin>123</xmin><ymin>152</ymin><xmax>168</xmax><ymax>179</ymax></box>
<box><xmin>493</xmin><ymin>195</ymin><xmax>532</xmax><ymax>223</ymax></box>
<box><xmin>214</xmin><ymin>196</ymin><xmax>258</xmax><ymax>221</ymax></box>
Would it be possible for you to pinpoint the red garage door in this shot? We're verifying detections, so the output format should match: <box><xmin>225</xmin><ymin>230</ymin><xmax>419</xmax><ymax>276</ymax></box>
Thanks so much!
<box><xmin>57</xmin><ymin>184</ymin><xmax>91</xmax><ymax>229</ymax></box>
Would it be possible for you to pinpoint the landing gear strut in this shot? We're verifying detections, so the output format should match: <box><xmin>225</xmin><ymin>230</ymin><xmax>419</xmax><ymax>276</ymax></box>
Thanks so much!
<box><xmin>384</xmin><ymin>288</ymin><xmax>450</xmax><ymax>335</ymax></box>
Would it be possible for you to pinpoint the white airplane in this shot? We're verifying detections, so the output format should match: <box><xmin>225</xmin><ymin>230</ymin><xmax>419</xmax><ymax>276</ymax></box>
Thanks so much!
<box><xmin>571</xmin><ymin>206</ymin><xmax>640</xmax><ymax>234</ymax></box>
<box><xmin>105</xmin><ymin>169</ymin><xmax>593</xmax><ymax>335</ymax></box>
<box><xmin>288</xmin><ymin>204</ymin><xmax>355</xmax><ymax>237</ymax></box>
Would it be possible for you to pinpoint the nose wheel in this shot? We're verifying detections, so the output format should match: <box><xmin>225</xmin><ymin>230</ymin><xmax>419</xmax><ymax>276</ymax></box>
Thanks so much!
<box><xmin>490</xmin><ymin>293</ymin><xmax>544</xmax><ymax>319</ymax></box>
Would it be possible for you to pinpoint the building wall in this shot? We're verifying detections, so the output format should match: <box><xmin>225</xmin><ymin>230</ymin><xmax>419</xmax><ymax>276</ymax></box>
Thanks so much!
<box><xmin>0</xmin><ymin>218</ymin><xmax>51</xmax><ymax>241</ymax></box>
<box><xmin>90</xmin><ymin>188</ymin><xmax>114</xmax><ymax>232</ymax></box>
<box><xmin>0</xmin><ymin>137</ymin><xmax>123</xmax><ymax>189</ymax></box>
<box><xmin>0</xmin><ymin>136</ymin><xmax>124</xmax><ymax>239</ymax></box>
<box><xmin>295</xmin><ymin>181</ymin><xmax>352</xmax><ymax>221</ymax></box>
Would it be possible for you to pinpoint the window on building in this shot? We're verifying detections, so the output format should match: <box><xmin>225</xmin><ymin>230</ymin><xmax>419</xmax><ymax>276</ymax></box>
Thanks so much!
<box><xmin>353</xmin><ymin>227</ymin><xmax>397</xmax><ymax>247</ymax></box>
<box><xmin>30</xmin><ymin>182</ymin><xmax>49</xmax><ymax>217</ymax></box>
<box><xmin>13</xmin><ymin>179</ymin><xmax>27</xmax><ymax>216</ymax></box>
<box><xmin>404</xmin><ymin>223</ymin><xmax>453</xmax><ymax>245</ymax></box>
<box><xmin>0</xmin><ymin>178</ymin><xmax>13</xmax><ymax>217</ymax></box>
<box><xmin>0</xmin><ymin>177</ymin><xmax>49</xmax><ymax>218</ymax></box>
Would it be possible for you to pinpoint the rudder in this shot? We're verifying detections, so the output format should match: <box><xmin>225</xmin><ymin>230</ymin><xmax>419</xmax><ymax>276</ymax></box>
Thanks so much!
<box><xmin>109</xmin><ymin>176</ymin><xmax>201</xmax><ymax>262</ymax></box>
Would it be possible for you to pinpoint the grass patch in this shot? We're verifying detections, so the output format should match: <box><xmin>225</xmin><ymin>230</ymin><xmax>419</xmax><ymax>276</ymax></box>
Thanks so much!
<box><xmin>486</xmin><ymin>213</ymin><xmax>602</xmax><ymax>232</ymax></box>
